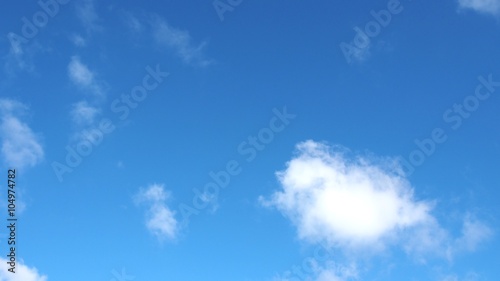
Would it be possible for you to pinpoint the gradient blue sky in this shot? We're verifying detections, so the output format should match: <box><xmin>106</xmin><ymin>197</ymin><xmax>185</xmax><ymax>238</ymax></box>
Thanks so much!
<box><xmin>1</xmin><ymin>0</ymin><xmax>500</xmax><ymax>280</ymax></box>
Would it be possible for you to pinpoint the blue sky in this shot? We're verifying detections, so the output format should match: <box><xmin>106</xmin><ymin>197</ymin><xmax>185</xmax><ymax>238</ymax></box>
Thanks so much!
<box><xmin>0</xmin><ymin>0</ymin><xmax>500</xmax><ymax>280</ymax></box>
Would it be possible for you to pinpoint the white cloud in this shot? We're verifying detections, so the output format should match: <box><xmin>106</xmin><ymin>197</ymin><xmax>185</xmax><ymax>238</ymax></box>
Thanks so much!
<box><xmin>0</xmin><ymin>99</ymin><xmax>44</xmax><ymax>169</ymax></box>
<box><xmin>442</xmin><ymin>272</ymin><xmax>480</xmax><ymax>281</ymax></box>
<box><xmin>402</xmin><ymin>217</ymin><xmax>453</xmax><ymax>260</ymax></box>
<box><xmin>262</xmin><ymin>141</ymin><xmax>493</xmax><ymax>281</ymax></box>
<box><xmin>443</xmin><ymin>275</ymin><xmax>460</xmax><ymax>281</ymax></box>
<box><xmin>67</xmin><ymin>56</ymin><xmax>104</xmax><ymax>96</ymax></box>
<box><xmin>315</xmin><ymin>269</ymin><xmax>348</xmax><ymax>281</ymax></box>
<box><xmin>261</xmin><ymin>140</ymin><xmax>492</xmax><ymax>257</ymax></box>
<box><xmin>455</xmin><ymin>214</ymin><xmax>493</xmax><ymax>252</ymax></box>
<box><xmin>314</xmin><ymin>262</ymin><xmax>358</xmax><ymax>281</ymax></box>
<box><xmin>123</xmin><ymin>12</ymin><xmax>143</xmax><ymax>33</ymax></box>
<box><xmin>134</xmin><ymin>184</ymin><xmax>178</xmax><ymax>241</ymax></box>
<box><xmin>151</xmin><ymin>16</ymin><xmax>213</xmax><ymax>67</ymax></box>
<box><xmin>70</xmin><ymin>34</ymin><xmax>86</xmax><ymax>47</ymax></box>
<box><xmin>458</xmin><ymin>0</ymin><xmax>500</xmax><ymax>16</ymax></box>
<box><xmin>403</xmin><ymin>213</ymin><xmax>492</xmax><ymax>261</ymax></box>
<box><xmin>70</xmin><ymin>101</ymin><xmax>100</xmax><ymax>126</ymax></box>
<box><xmin>0</xmin><ymin>258</ymin><xmax>47</xmax><ymax>281</ymax></box>
<box><xmin>76</xmin><ymin>0</ymin><xmax>100</xmax><ymax>32</ymax></box>
<box><xmin>261</xmin><ymin>140</ymin><xmax>432</xmax><ymax>248</ymax></box>
<box><xmin>274</xmin><ymin>260</ymin><xmax>357</xmax><ymax>281</ymax></box>
<box><xmin>68</xmin><ymin>56</ymin><xmax>94</xmax><ymax>87</ymax></box>
<box><xmin>3</xmin><ymin>39</ymin><xmax>43</xmax><ymax>74</ymax></box>
<box><xmin>4</xmin><ymin>43</ymin><xmax>30</xmax><ymax>73</ymax></box>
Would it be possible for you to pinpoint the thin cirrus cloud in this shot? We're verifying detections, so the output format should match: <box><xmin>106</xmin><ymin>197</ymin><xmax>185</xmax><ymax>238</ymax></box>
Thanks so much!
<box><xmin>67</xmin><ymin>56</ymin><xmax>105</xmax><ymax>131</ymax></box>
<box><xmin>441</xmin><ymin>272</ymin><xmax>481</xmax><ymax>281</ymax></box>
<box><xmin>260</xmin><ymin>140</ymin><xmax>491</xmax><ymax>256</ymax></box>
<box><xmin>274</xmin><ymin>261</ymin><xmax>358</xmax><ymax>281</ymax></box>
<box><xmin>123</xmin><ymin>11</ymin><xmax>144</xmax><ymax>33</ymax></box>
<box><xmin>4</xmin><ymin>43</ymin><xmax>29</xmax><ymax>73</ymax></box>
<box><xmin>455</xmin><ymin>214</ymin><xmax>493</xmax><ymax>252</ymax></box>
<box><xmin>134</xmin><ymin>184</ymin><xmax>178</xmax><ymax>241</ymax></box>
<box><xmin>67</xmin><ymin>55</ymin><xmax>109</xmax><ymax>98</ymax></box>
<box><xmin>3</xmin><ymin>40</ymin><xmax>42</xmax><ymax>75</ymax></box>
<box><xmin>0</xmin><ymin>258</ymin><xmax>47</xmax><ymax>281</ymax></box>
<box><xmin>76</xmin><ymin>0</ymin><xmax>101</xmax><ymax>32</ymax></box>
<box><xmin>458</xmin><ymin>0</ymin><xmax>500</xmax><ymax>15</ymax></box>
<box><xmin>68</xmin><ymin>56</ymin><xmax>97</xmax><ymax>90</ymax></box>
<box><xmin>0</xmin><ymin>99</ymin><xmax>44</xmax><ymax>169</ymax></box>
<box><xmin>121</xmin><ymin>12</ymin><xmax>213</xmax><ymax>67</ymax></box>
<box><xmin>70</xmin><ymin>33</ymin><xmax>87</xmax><ymax>47</ymax></box>
<box><xmin>150</xmin><ymin>16</ymin><xmax>213</xmax><ymax>67</ymax></box>
<box><xmin>70</xmin><ymin>100</ymin><xmax>100</xmax><ymax>126</ymax></box>
<box><xmin>314</xmin><ymin>262</ymin><xmax>358</xmax><ymax>281</ymax></box>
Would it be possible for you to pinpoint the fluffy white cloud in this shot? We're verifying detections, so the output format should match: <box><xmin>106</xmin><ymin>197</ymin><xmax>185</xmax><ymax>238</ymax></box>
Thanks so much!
<box><xmin>263</xmin><ymin>141</ymin><xmax>492</xmax><ymax>281</ymax></box>
<box><xmin>458</xmin><ymin>0</ymin><xmax>500</xmax><ymax>16</ymax></box>
<box><xmin>151</xmin><ymin>16</ymin><xmax>213</xmax><ymax>67</ymax></box>
<box><xmin>261</xmin><ymin>140</ymin><xmax>492</xmax><ymax>256</ymax></box>
<box><xmin>134</xmin><ymin>184</ymin><xmax>178</xmax><ymax>241</ymax></box>
<box><xmin>0</xmin><ymin>99</ymin><xmax>44</xmax><ymax>169</ymax></box>
<box><xmin>0</xmin><ymin>258</ymin><xmax>47</xmax><ymax>281</ymax></box>
<box><xmin>261</xmin><ymin>140</ymin><xmax>432</xmax><ymax>248</ymax></box>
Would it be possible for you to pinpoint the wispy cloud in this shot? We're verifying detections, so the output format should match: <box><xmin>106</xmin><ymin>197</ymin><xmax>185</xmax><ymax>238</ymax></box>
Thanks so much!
<box><xmin>70</xmin><ymin>100</ymin><xmax>100</xmax><ymax>126</ymax></box>
<box><xmin>458</xmin><ymin>0</ymin><xmax>500</xmax><ymax>16</ymax></box>
<box><xmin>3</xmin><ymin>39</ymin><xmax>43</xmax><ymax>75</ymax></box>
<box><xmin>0</xmin><ymin>258</ymin><xmax>47</xmax><ymax>280</ymax></box>
<box><xmin>441</xmin><ymin>272</ymin><xmax>481</xmax><ymax>281</ymax></box>
<box><xmin>134</xmin><ymin>184</ymin><xmax>178</xmax><ymax>241</ymax></box>
<box><xmin>455</xmin><ymin>214</ymin><xmax>493</xmax><ymax>252</ymax></box>
<box><xmin>4</xmin><ymin>42</ymin><xmax>30</xmax><ymax>73</ymax></box>
<box><xmin>314</xmin><ymin>263</ymin><xmax>358</xmax><ymax>281</ymax></box>
<box><xmin>0</xmin><ymin>99</ymin><xmax>44</xmax><ymax>169</ymax></box>
<box><xmin>70</xmin><ymin>33</ymin><xmax>87</xmax><ymax>47</ymax></box>
<box><xmin>66</xmin><ymin>56</ymin><xmax>107</xmax><ymax>142</ymax></box>
<box><xmin>274</xmin><ymin>260</ymin><xmax>358</xmax><ymax>281</ymax></box>
<box><xmin>67</xmin><ymin>56</ymin><xmax>104</xmax><ymax>97</ymax></box>
<box><xmin>261</xmin><ymin>140</ymin><xmax>492</xmax><ymax>257</ymax></box>
<box><xmin>76</xmin><ymin>0</ymin><xmax>100</xmax><ymax>32</ymax></box>
<box><xmin>151</xmin><ymin>16</ymin><xmax>213</xmax><ymax>67</ymax></box>
<box><xmin>68</xmin><ymin>56</ymin><xmax>94</xmax><ymax>87</ymax></box>
<box><xmin>123</xmin><ymin>12</ymin><xmax>144</xmax><ymax>33</ymax></box>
